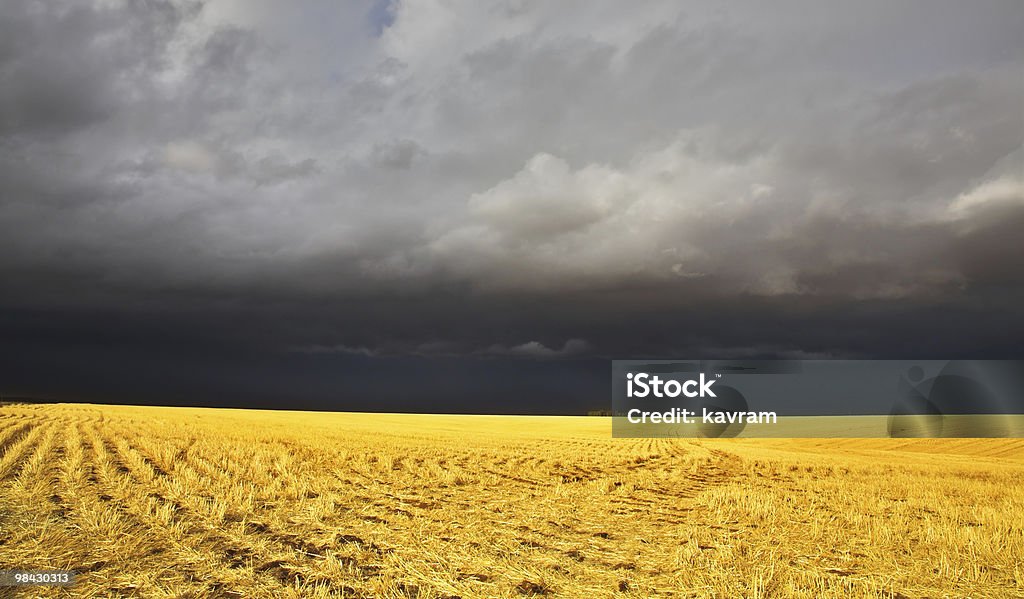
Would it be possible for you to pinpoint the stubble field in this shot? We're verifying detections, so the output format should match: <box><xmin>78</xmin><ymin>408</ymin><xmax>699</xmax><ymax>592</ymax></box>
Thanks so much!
<box><xmin>0</xmin><ymin>403</ymin><xmax>1021</xmax><ymax>598</ymax></box>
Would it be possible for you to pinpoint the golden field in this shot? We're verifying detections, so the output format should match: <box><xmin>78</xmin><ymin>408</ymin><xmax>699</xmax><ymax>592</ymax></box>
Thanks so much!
<box><xmin>0</xmin><ymin>404</ymin><xmax>1022</xmax><ymax>598</ymax></box>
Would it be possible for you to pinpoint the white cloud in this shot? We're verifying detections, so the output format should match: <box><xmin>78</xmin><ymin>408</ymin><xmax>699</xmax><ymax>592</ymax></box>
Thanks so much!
<box><xmin>947</xmin><ymin>147</ymin><xmax>1024</xmax><ymax>220</ymax></box>
<box><xmin>479</xmin><ymin>338</ymin><xmax>592</xmax><ymax>358</ymax></box>
<box><xmin>163</xmin><ymin>140</ymin><xmax>218</xmax><ymax>172</ymax></box>
<box><xmin>949</xmin><ymin>175</ymin><xmax>1024</xmax><ymax>217</ymax></box>
<box><xmin>424</xmin><ymin>132</ymin><xmax>800</xmax><ymax>292</ymax></box>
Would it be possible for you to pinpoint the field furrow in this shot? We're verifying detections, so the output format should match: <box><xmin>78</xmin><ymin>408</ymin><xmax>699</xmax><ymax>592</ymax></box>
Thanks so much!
<box><xmin>107</xmin><ymin>431</ymin><xmax>389</xmax><ymax>597</ymax></box>
<box><xmin>0</xmin><ymin>423</ymin><xmax>48</xmax><ymax>481</ymax></box>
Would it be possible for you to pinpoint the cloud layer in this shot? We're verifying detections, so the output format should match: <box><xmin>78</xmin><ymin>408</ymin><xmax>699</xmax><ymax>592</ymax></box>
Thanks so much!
<box><xmin>0</xmin><ymin>0</ymin><xmax>1022</xmax><ymax>407</ymax></box>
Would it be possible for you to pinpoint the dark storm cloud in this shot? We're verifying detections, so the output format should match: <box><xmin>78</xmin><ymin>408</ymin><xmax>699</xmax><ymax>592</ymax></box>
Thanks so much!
<box><xmin>0</xmin><ymin>0</ymin><xmax>1021</xmax><ymax>410</ymax></box>
<box><xmin>0</xmin><ymin>1</ymin><xmax>195</xmax><ymax>136</ymax></box>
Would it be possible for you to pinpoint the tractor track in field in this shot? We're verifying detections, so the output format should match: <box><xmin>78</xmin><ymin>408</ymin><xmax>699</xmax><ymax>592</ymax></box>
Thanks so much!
<box><xmin>90</xmin><ymin>426</ymin><xmax>382</xmax><ymax>597</ymax></box>
<box><xmin>0</xmin><ymin>422</ymin><xmax>50</xmax><ymax>481</ymax></box>
<box><xmin>0</xmin><ymin>421</ymin><xmax>36</xmax><ymax>456</ymax></box>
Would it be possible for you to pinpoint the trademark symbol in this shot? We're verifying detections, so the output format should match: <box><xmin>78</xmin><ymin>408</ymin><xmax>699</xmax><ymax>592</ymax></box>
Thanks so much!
<box><xmin>715</xmin><ymin>373</ymin><xmax>722</xmax><ymax>378</ymax></box>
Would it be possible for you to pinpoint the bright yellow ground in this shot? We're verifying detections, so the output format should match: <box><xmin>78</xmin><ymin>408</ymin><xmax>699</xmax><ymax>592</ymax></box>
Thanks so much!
<box><xmin>0</xmin><ymin>404</ymin><xmax>1022</xmax><ymax>598</ymax></box>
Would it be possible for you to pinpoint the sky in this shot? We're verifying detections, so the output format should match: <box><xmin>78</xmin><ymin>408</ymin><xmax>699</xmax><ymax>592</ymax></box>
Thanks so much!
<box><xmin>1</xmin><ymin>0</ymin><xmax>1022</xmax><ymax>413</ymax></box>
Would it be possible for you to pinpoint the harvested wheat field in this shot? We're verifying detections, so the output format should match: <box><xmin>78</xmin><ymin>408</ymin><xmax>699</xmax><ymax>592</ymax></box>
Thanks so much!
<box><xmin>0</xmin><ymin>404</ymin><xmax>1021</xmax><ymax>598</ymax></box>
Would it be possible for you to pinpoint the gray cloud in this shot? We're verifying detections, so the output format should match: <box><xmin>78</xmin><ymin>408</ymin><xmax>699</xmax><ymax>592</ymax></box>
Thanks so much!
<box><xmin>0</xmin><ymin>0</ymin><xmax>1022</xmax><ymax>406</ymax></box>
